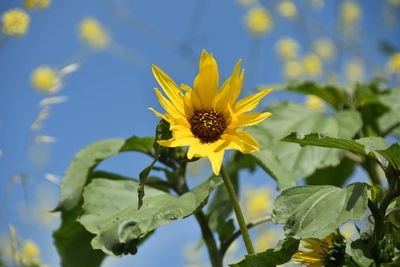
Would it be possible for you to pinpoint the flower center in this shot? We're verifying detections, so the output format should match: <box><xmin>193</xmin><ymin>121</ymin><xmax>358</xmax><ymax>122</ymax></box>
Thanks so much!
<box><xmin>190</xmin><ymin>109</ymin><xmax>226</xmax><ymax>143</ymax></box>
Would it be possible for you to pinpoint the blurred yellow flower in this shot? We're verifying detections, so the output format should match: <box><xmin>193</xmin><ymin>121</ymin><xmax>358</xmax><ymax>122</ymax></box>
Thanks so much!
<box><xmin>387</xmin><ymin>52</ymin><xmax>400</xmax><ymax>75</ymax></box>
<box><xmin>312</xmin><ymin>38</ymin><xmax>336</xmax><ymax>62</ymax></box>
<box><xmin>303</xmin><ymin>54</ymin><xmax>323</xmax><ymax>77</ymax></box>
<box><xmin>277</xmin><ymin>1</ymin><xmax>297</xmax><ymax>18</ymax></box>
<box><xmin>284</xmin><ymin>60</ymin><xmax>303</xmax><ymax>79</ymax></box>
<box><xmin>276</xmin><ymin>37</ymin><xmax>300</xmax><ymax>61</ymax></box>
<box><xmin>1</xmin><ymin>8</ymin><xmax>30</xmax><ymax>36</ymax></box>
<box><xmin>150</xmin><ymin>50</ymin><xmax>272</xmax><ymax>175</ymax></box>
<box><xmin>340</xmin><ymin>0</ymin><xmax>361</xmax><ymax>24</ymax></box>
<box><xmin>24</xmin><ymin>0</ymin><xmax>51</xmax><ymax>10</ymax></box>
<box><xmin>78</xmin><ymin>17</ymin><xmax>110</xmax><ymax>49</ymax></box>
<box><xmin>255</xmin><ymin>230</ymin><xmax>276</xmax><ymax>252</ymax></box>
<box><xmin>237</xmin><ymin>0</ymin><xmax>257</xmax><ymax>6</ymax></box>
<box><xmin>31</xmin><ymin>66</ymin><xmax>61</xmax><ymax>94</ymax></box>
<box><xmin>345</xmin><ymin>59</ymin><xmax>364</xmax><ymax>82</ymax></box>
<box><xmin>389</xmin><ymin>0</ymin><xmax>400</xmax><ymax>6</ymax></box>
<box><xmin>305</xmin><ymin>95</ymin><xmax>325</xmax><ymax>112</ymax></box>
<box><xmin>244</xmin><ymin>187</ymin><xmax>272</xmax><ymax>220</ymax></box>
<box><xmin>245</xmin><ymin>6</ymin><xmax>273</xmax><ymax>36</ymax></box>
<box><xmin>340</xmin><ymin>223</ymin><xmax>356</xmax><ymax>240</ymax></box>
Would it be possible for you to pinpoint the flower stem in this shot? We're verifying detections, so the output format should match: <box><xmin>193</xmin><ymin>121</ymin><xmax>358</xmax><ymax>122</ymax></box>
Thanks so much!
<box><xmin>220</xmin><ymin>165</ymin><xmax>255</xmax><ymax>255</ymax></box>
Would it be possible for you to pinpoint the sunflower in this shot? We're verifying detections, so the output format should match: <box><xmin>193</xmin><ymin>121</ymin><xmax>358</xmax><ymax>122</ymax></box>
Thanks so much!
<box><xmin>149</xmin><ymin>50</ymin><xmax>271</xmax><ymax>175</ymax></box>
<box><xmin>291</xmin><ymin>233</ymin><xmax>345</xmax><ymax>266</ymax></box>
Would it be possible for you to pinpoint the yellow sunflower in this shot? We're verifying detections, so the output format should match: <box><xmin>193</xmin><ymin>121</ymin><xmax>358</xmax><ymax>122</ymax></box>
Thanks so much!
<box><xmin>291</xmin><ymin>233</ymin><xmax>344</xmax><ymax>266</ymax></box>
<box><xmin>149</xmin><ymin>50</ymin><xmax>272</xmax><ymax>175</ymax></box>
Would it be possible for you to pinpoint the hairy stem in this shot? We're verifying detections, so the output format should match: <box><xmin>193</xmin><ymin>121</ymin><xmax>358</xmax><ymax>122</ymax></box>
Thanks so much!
<box><xmin>220</xmin><ymin>165</ymin><xmax>255</xmax><ymax>255</ymax></box>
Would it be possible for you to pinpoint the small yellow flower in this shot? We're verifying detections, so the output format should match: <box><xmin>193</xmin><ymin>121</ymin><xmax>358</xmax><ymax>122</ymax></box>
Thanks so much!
<box><xmin>305</xmin><ymin>95</ymin><xmax>325</xmax><ymax>112</ymax></box>
<box><xmin>284</xmin><ymin>60</ymin><xmax>303</xmax><ymax>79</ymax></box>
<box><xmin>277</xmin><ymin>1</ymin><xmax>297</xmax><ymax>18</ymax></box>
<box><xmin>150</xmin><ymin>50</ymin><xmax>272</xmax><ymax>175</ymax></box>
<box><xmin>340</xmin><ymin>0</ymin><xmax>361</xmax><ymax>24</ymax></box>
<box><xmin>78</xmin><ymin>17</ymin><xmax>109</xmax><ymax>49</ymax></box>
<box><xmin>24</xmin><ymin>0</ymin><xmax>51</xmax><ymax>10</ymax></box>
<box><xmin>276</xmin><ymin>37</ymin><xmax>300</xmax><ymax>61</ymax></box>
<box><xmin>255</xmin><ymin>230</ymin><xmax>276</xmax><ymax>252</ymax></box>
<box><xmin>292</xmin><ymin>233</ymin><xmax>340</xmax><ymax>266</ymax></box>
<box><xmin>1</xmin><ymin>8</ymin><xmax>30</xmax><ymax>36</ymax></box>
<box><xmin>21</xmin><ymin>240</ymin><xmax>40</xmax><ymax>264</ymax></box>
<box><xmin>245</xmin><ymin>6</ymin><xmax>273</xmax><ymax>36</ymax></box>
<box><xmin>345</xmin><ymin>59</ymin><xmax>364</xmax><ymax>82</ymax></box>
<box><xmin>245</xmin><ymin>187</ymin><xmax>272</xmax><ymax>220</ymax></box>
<box><xmin>302</xmin><ymin>54</ymin><xmax>323</xmax><ymax>77</ymax></box>
<box><xmin>312</xmin><ymin>38</ymin><xmax>336</xmax><ymax>62</ymax></box>
<box><xmin>389</xmin><ymin>0</ymin><xmax>400</xmax><ymax>6</ymax></box>
<box><xmin>31</xmin><ymin>66</ymin><xmax>61</xmax><ymax>94</ymax></box>
<box><xmin>387</xmin><ymin>52</ymin><xmax>400</xmax><ymax>75</ymax></box>
<box><xmin>340</xmin><ymin>223</ymin><xmax>356</xmax><ymax>240</ymax></box>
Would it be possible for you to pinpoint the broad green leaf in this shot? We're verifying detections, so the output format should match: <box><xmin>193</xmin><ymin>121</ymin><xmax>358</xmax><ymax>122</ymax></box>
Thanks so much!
<box><xmin>272</xmin><ymin>183</ymin><xmax>368</xmax><ymax>238</ymax></box>
<box><xmin>230</xmin><ymin>237</ymin><xmax>299</xmax><ymax>267</ymax></box>
<box><xmin>379</xmin><ymin>89</ymin><xmax>400</xmax><ymax>136</ymax></box>
<box><xmin>282</xmin><ymin>133</ymin><xmax>400</xmax><ymax>170</ymax></box>
<box><xmin>272</xmin><ymin>80</ymin><xmax>347</xmax><ymax>109</ymax></box>
<box><xmin>53</xmin><ymin>171</ymin><xmax>139</xmax><ymax>267</ymax></box>
<box><xmin>78</xmin><ymin>176</ymin><xmax>222</xmax><ymax>256</ymax></box>
<box><xmin>345</xmin><ymin>239</ymin><xmax>374</xmax><ymax>267</ymax></box>
<box><xmin>306</xmin><ymin>156</ymin><xmax>355</xmax><ymax>187</ymax></box>
<box><xmin>53</xmin><ymin>205</ymin><xmax>106</xmax><ymax>267</ymax></box>
<box><xmin>55</xmin><ymin>136</ymin><xmax>153</xmax><ymax>211</ymax></box>
<box><xmin>248</xmin><ymin>102</ymin><xmax>362</xmax><ymax>189</ymax></box>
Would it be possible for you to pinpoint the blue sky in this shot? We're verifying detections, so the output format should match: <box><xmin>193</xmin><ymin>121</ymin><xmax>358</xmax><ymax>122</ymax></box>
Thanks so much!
<box><xmin>0</xmin><ymin>0</ymin><xmax>399</xmax><ymax>266</ymax></box>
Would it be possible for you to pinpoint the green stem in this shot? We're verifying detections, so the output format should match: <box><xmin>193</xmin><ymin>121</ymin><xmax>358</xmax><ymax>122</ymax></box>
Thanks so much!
<box><xmin>220</xmin><ymin>165</ymin><xmax>255</xmax><ymax>255</ymax></box>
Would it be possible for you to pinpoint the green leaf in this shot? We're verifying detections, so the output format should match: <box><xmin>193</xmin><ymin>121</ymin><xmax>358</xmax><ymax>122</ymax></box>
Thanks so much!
<box><xmin>55</xmin><ymin>136</ymin><xmax>153</xmax><ymax>211</ymax></box>
<box><xmin>78</xmin><ymin>176</ymin><xmax>222</xmax><ymax>256</ymax></box>
<box><xmin>282</xmin><ymin>133</ymin><xmax>400</xmax><ymax>170</ymax></box>
<box><xmin>345</xmin><ymin>239</ymin><xmax>374</xmax><ymax>267</ymax></box>
<box><xmin>138</xmin><ymin>119</ymin><xmax>172</xmax><ymax>209</ymax></box>
<box><xmin>379</xmin><ymin>89</ymin><xmax>400</xmax><ymax>136</ymax></box>
<box><xmin>272</xmin><ymin>183</ymin><xmax>368</xmax><ymax>239</ymax></box>
<box><xmin>53</xmin><ymin>171</ymin><xmax>138</xmax><ymax>267</ymax></box>
<box><xmin>248</xmin><ymin>102</ymin><xmax>362</xmax><ymax>190</ymax></box>
<box><xmin>230</xmin><ymin>237</ymin><xmax>299</xmax><ymax>267</ymax></box>
<box><xmin>275</xmin><ymin>80</ymin><xmax>347</xmax><ymax>109</ymax></box>
<box><xmin>306</xmin><ymin>156</ymin><xmax>355</xmax><ymax>187</ymax></box>
<box><xmin>53</xmin><ymin>205</ymin><xmax>106</xmax><ymax>267</ymax></box>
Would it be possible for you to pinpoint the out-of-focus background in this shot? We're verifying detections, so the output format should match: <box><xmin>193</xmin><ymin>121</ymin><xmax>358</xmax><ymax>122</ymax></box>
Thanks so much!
<box><xmin>0</xmin><ymin>0</ymin><xmax>399</xmax><ymax>266</ymax></box>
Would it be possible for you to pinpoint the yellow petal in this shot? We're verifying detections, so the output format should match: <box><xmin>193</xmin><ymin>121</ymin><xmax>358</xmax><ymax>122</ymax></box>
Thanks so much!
<box><xmin>158</xmin><ymin>136</ymin><xmax>195</xmax><ymax>147</ymax></box>
<box><xmin>180</xmin><ymin>83</ymin><xmax>192</xmax><ymax>92</ymax></box>
<box><xmin>148</xmin><ymin>107</ymin><xmax>172</xmax><ymax>123</ymax></box>
<box><xmin>208</xmin><ymin>150</ymin><xmax>224</xmax><ymax>175</ymax></box>
<box><xmin>154</xmin><ymin>88</ymin><xmax>184</xmax><ymax>118</ymax></box>
<box><xmin>214</xmin><ymin>59</ymin><xmax>244</xmax><ymax>111</ymax></box>
<box><xmin>221</xmin><ymin>129</ymin><xmax>259</xmax><ymax>153</ymax></box>
<box><xmin>235</xmin><ymin>112</ymin><xmax>272</xmax><ymax>127</ymax></box>
<box><xmin>192</xmin><ymin>50</ymin><xmax>219</xmax><ymax>110</ymax></box>
<box><xmin>152</xmin><ymin>65</ymin><xmax>185</xmax><ymax>111</ymax></box>
<box><xmin>234</xmin><ymin>89</ymin><xmax>272</xmax><ymax>114</ymax></box>
<box><xmin>170</xmin><ymin>124</ymin><xmax>193</xmax><ymax>139</ymax></box>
